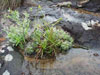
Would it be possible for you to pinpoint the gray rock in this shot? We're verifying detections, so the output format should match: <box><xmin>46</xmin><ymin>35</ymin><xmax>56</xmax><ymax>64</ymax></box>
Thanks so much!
<box><xmin>0</xmin><ymin>49</ymin><xmax>5</xmax><ymax>54</ymax></box>
<box><xmin>1</xmin><ymin>1</ymin><xmax>100</xmax><ymax>75</ymax></box>
<box><xmin>7</xmin><ymin>46</ymin><xmax>14</xmax><ymax>52</ymax></box>
<box><xmin>56</xmin><ymin>1</ymin><xmax>72</xmax><ymax>7</ymax></box>
<box><xmin>0</xmin><ymin>51</ymin><xmax>23</xmax><ymax>75</ymax></box>
<box><xmin>44</xmin><ymin>16</ymin><xmax>57</xmax><ymax>23</ymax></box>
<box><xmin>2</xmin><ymin>70</ymin><xmax>10</xmax><ymax>75</ymax></box>
<box><xmin>4</xmin><ymin>54</ymin><xmax>13</xmax><ymax>62</ymax></box>
<box><xmin>70</xmin><ymin>0</ymin><xmax>100</xmax><ymax>12</ymax></box>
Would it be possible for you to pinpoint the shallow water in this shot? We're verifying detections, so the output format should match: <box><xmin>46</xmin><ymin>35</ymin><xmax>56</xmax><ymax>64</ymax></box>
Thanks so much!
<box><xmin>21</xmin><ymin>48</ymin><xmax>100</xmax><ymax>75</ymax></box>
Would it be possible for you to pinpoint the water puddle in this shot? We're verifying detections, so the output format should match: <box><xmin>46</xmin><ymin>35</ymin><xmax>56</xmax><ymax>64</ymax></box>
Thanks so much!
<box><xmin>21</xmin><ymin>48</ymin><xmax>100</xmax><ymax>75</ymax></box>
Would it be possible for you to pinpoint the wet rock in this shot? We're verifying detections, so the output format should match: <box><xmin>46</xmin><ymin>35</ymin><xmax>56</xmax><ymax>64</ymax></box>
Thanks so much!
<box><xmin>21</xmin><ymin>48</ymin><xmax>100</xmax><ymax>75</ymax></box>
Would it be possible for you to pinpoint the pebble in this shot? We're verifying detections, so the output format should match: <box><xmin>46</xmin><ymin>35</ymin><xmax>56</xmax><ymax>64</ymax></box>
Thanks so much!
<box><xmin>7</xmin><ymin>46</ymin><xmax>14</xmax><ymax>51</ymax></box>
<box><xmin>0</xmin><ymin>49</ymin><xmax>5</xmax><ymax>53</ymax></box>
<box><xmin>2</xmin><ymin>70</ymin><xmax>10</xmax><ymax>75</ymax></box>
<box><xmin>4</xmin><ymin>54</ymin><xmax>13</xmax><ymax>62</ymax></box>
<box><xmin>81</xmin><ymin>22</ymin><xmax>92</xmax><ymax>30</ymax></box>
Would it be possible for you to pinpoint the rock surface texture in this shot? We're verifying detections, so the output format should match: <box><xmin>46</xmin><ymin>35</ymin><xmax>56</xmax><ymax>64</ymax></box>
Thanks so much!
<box><xmin>0</xmin><ymin>0</ymin><xmax>100</xmax><ymax>75</ymax></box>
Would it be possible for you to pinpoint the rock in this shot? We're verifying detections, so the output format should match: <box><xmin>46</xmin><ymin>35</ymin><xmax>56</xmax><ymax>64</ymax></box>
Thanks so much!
<box><xmin>4</xmin><ymin>54</ymin><xmax>13</xmax><ymax>62</ymax></box>
<box><xmin>17</xmin><ymin>3</ymin><xmax>100</xmax><ymax>48</ymax></box>
<box><xmin>71</xmin><ymin>0</ymin><xmax>100</xmax><ymax>12</ymax></box>
<box><xmin>22</xmin><ymin>48</ymin><xmax>100</xmax><ymax>75</ymax></box>
<box><xmin>0</xmin><ymin>51</ymin><xmax>23</xmax><ymax>75</ymax></box>
<box><xmin>57</xmin><ymin>1</ymin><xmax>72</xmax><ymax>7</ymax></box>
<box><xmin>41</xmin><ymin>0</ymin><xmax>66</xmax><ymax>3</ymax></box>
<box><xmin>93</xmin><ymin>53</ymin><xmax>99</xmax><ymax>57</ymax></box>
<box><xmin>43</xmin><ymin>16</ymin><xmax>57</xmax><ymax>23</ymax></box>
<box><xmin>77</xmin><ymin>0</ymin><xmax>90</xmax><ymax>8</ymax></box>
<box><xmin>0</xmin><ymin>45</ymin><xmax>8</xmax><ymax>55</ymax></box>
<box><xmin>81</xmin><ymin>22</ymin><xmax>92</xmax><ymax>30</ymax></box>
<box><xmin>0</xmin><ymin>49</ymin><xmax>5</xmax><ymax>54</ymax></box>
<box><xmin>80</xmin><ymin>20</ymin><xmax>100</xmax><ymax>30</ymax></box>
<box><xmin>0</xmin><ymin>58</ymin><xmax>4</xmax><ymax>69</ymax></box>
<box><xmin>1</xmin><ymin>1</ymin><xmax>100</xmax><ymax>75</ymax></box>
<box><xmin>7</xmin><ymin>46</ymin><xmax>14</xmax><ymax>52</ymax></box>
<box><xmin>2</xmin><ymin>70</ymin><xmax>10</xmax><ymax>75</ymax></box>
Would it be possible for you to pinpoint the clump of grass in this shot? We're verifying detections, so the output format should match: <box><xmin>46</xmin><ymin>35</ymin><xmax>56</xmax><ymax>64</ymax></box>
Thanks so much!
<box><xmin>5</xmin><ymin>7</ymin><xmax>74</xmax><ymax>59</ymax></box>
<box><xmin>25</xmin><ymin>23</ymin><xmax>73</xmax><ymax>58</ymax></box>
<box><xmin>5</xmin><ymin>9</ymin><xmax>30</xmax><ymax>49</ymax></box>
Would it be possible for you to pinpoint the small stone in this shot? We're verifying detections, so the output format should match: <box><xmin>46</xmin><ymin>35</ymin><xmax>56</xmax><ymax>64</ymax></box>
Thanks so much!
<box><xmin>93</xmin><ymin>53</ymin><xmax>99</xmax><ymax>57</ymax></box>
<box><xmin>0</xmin><ymin>49</ymin><xmax>5</xmax><ymax>53</ymax></box>
<box><xmin>81</xmin><ymin>22</ymin><xmax>92</xmax><ymax>30</ymax></box>
<box><xmin>3</xmin><ymin>70</ymin><xmax>10</xmax><ymax>75</ymax></box>
<box><xmin>7</xmin><ymin>46</ymin><xmax>14</xmax><ymax>51</ymax></box>
<box><xmin>4</xmin><ymin>54</ymin><xmax>13</xmax><ymax>62</ymax></box>
<box><xmin>2</xmin><ymin>45</ymin><xmax>6</xmax><ymax>48</ymax></box>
